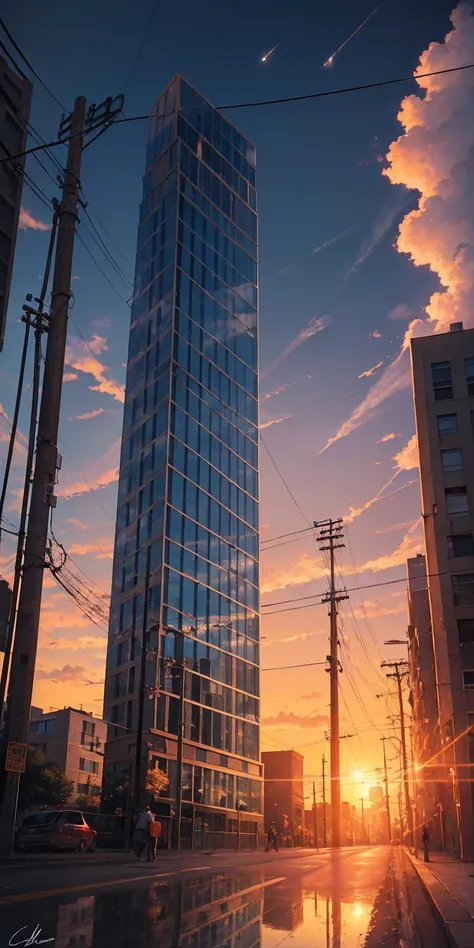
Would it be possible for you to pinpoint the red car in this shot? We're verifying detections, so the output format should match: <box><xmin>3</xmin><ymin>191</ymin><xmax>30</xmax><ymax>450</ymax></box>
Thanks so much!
<box><xmin>17</xmin><ymin>809</ymin><xmax>98</xmax><ymax>853</ymax></box>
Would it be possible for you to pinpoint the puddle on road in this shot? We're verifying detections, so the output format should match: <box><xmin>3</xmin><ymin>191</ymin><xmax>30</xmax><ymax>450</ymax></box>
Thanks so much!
<box><xmin>2</xmin><ymin>872</ymin><xmax>376</xmax><ymax>947</ymax></box>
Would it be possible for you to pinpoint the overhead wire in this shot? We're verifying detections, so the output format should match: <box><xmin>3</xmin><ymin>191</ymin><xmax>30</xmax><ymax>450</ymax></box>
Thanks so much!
<box><xmin>0</xmin><ymin>17</ymin><xmax>66</xmax><ymax>111</ymax></box>
<box><xmin>261</xmin><ymin>434</ymin><xmax>312</xmax><ymax>527</ymax></box>
<box><xmin>75</xmin><ymin>230</ymin><xmax>132</xmax><ymax>305</ymax></box>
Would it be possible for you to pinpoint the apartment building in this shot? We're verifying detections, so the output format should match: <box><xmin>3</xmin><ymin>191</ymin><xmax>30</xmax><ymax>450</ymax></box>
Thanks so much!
<box><xmin>29</xmin><ymin>707</ymin><xmax>107</xmax><ymax>797</ymax></box>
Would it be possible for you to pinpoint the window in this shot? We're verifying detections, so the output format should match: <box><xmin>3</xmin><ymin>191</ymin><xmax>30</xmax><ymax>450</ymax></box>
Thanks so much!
<box><xmin>458</xmin><ymin>618</ymin><xmax>474</xmax><ymax>643</ymax></box>
<box><xmin>452</xmin><ymin>575</ymin><xmax>474</xmax><ymax>607</ymax></box>
<box><xmin>437</xmin><ymin>413</ymin><xmax>458</xmax><ymax>435</ymax></box>
<box><xmin>431</xmin><ymin>361</ymin><xmax>453</xmax><ymax>400</ymax></box>
<box><xmin>81</xmin><ymin>721</ymin><xmax>95</xmax><ymax>744</ymax></box>
<box><xmin>448</xmin><ymin>534</ymin><xmax>474</xmax><ymax>557</ymax></box>
<box><xmin>441</xmin><ymin>449</ymin><xmax>463</xmax><ymax>472</ymax></box>
<box><xmin>446</xmin><ymin>487</ymin><xmax>469</xmax><ymax>518</ymax></box>
<box><xmin>79</xmin><ymin>758</ymin><xmax>99</xmax><ymax>774</ymax></box>
<box><xmin>465</xmin><ymin>357</ymin><xmax>474</xmax><ymax>396</ymax></box>
<box><xmin>463</xmin><ymin>671</ymin><xmax>474</xmax><ymax>689</ymax></box>
<box><xmin>36</xmin><ymin>719</ymin><xmax>55</xmax><ymax>734</ymax></box>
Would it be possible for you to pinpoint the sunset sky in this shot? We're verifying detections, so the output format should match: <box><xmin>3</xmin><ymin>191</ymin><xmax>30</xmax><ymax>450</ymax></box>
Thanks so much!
<box><xmin>1</xmin><ymin>0</ymin><xmax>473</xmax><ymax>807</ymax></box>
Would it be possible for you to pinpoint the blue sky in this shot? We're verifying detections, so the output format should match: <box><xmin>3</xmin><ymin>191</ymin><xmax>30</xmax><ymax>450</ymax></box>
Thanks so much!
<box><xmin>1</xmin><ymin>0</ymin><xmax>472</xmax><ymax>800</ymax></box>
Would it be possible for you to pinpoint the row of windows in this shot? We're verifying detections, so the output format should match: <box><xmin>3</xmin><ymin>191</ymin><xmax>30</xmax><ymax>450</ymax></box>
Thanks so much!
<box><xmin>139</xmin><ymin>162</ymin><xmax>177</xmax><ymax>227</ymax></box>
<box><xmin>171</xmin><ymin>432</ymin><xmax>257</xmax><ymax>510</ymax></box>
<box><xmin>180</xmin><ymin>195</ymin><xmax>257</xmax><ymax>286</ymax></box>
<box><xmin>115</xmin><ymin>540</ymin><xmax>163</xmax><ymax>595</ymax></box>
<box><xmin>181</xmin><ymin>764</ymin><xmax>261</xmax><ymax>811</ymax></box>
<box><xmin>172</xmin><ymin>389</ymin><xmax>258</xmax><ymax>473</ymax></box>
<box><xmin>173</xmin><ymin>335</ymin><xmax>258</xmax><ymax>430</ymax></box>
<box><xmin>118</xmin><ymin>441</ymin><xmax>166</xmax><ymax>510</ymax></box>
<box><xmin>167</xmin><ymin>498</ymin><xmax>257</xmax><ymax>567</ymax></box>
<box><xmin>178</xmin><ymin>116</ymin><xmax>256</xmax><ymax>209</ymax></box>
<box><xmin>145</xmin><ymin>112</ymin><xmax>176</xmax><ymax>173</ymax></box>
<box><xmin>179</xmin><ymin>78</ymin><xmax>256</xmax><ymax>171</ymax></box>
<box><xmin>126</xmin><ymin>322</ymin><xmax>172</xmax><ymax>403</ymax></box>
<box><xmin>177</xmin><ymin>268</ymin><xmax>257</xmax><ymax>370</ymax></box>
<box><xmin>135</xmin><ymin>202</ymin><xmax>176</xmax><ymax>288</ymax></box>
<box><xmin>169</xmin><ymin>461</ymin><xmax>258</xmax><ymax>534</ymax></box>
<box><xmin>165</xmin><ymin>555</ymin><xmax>258</xmax><ymax>619</ymax></box>
<box><xmin>448</xmin><ymin>534</ymin><xmax>474</xmax><ymax>557</ymax></box>
<box><xmin>175</xmin><ymin>306</ymin><xmax>257</xmax><ymax>399</ymax></box>
<box><xmin>179</xmin><ymin>224</ymin><xmax>257</xmax><ymax>310</ymax></box>
<box><xmin>181</xmin><ymin>173</ymin><xmax>257</xmax><ymax>260</ymax></box>
<box><xmin>178</xmin><ymin>233</ymin><xmax>257</xmax><ymax>328</ymax></box>
<box><xmin>166</xmin><ymin>534</ymin><xmax>258</xmax><ymax>608</ymax></box>
<box><xmin>167</xmin><ymin>493</ymin><xmax>257</xmax><ymax>569</ymax></box>
<box><xmin>432</xmin><ymin>359</ymin><xmax>474</xmax><ymax>402</ymax></box>
<box><xmin>79</xmin><ymin>758</ymin><xmax>99</xmax><ymax>775</ymax></box>
<box><xmin>163</xmin><ymin>624</ymin><xmax>259</xmax><ymax>694</ymax></box>
<box><xmin>137</xmin><ymin>184</ymin><xmax>177</xmax><ymax>255</ymax></box>
<box><xmin>77</xmin><ymin>783</ymin><xmax>100</xmax><ymax>796</ymax></box>
<box><xmin>180</xmin><ymin>144</ymin><xmax>257</xmax><ymax>243</ymax></box>
<box><xmin>143</xmin><ymin>139</ymin><xmax>178</xmax><ymax>202</ymax></box>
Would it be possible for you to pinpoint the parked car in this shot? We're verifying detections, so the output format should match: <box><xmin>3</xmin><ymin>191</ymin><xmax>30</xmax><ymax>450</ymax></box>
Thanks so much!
<box><xmin>17</xmin><ymin>810</ymin><xmax>98</xmax><ymax>853</ymax></box>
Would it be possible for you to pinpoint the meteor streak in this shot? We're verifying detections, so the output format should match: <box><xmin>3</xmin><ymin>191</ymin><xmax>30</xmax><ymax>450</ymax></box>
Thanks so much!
<box><xmin>261</xmin><ymin>42</ymin><xmax>280</xmax><ymax>63</ymax></box>
<box><xmin>322</xmin><ymin>6</ymin><xmax>379</xmax><ymax>69</ymax></box>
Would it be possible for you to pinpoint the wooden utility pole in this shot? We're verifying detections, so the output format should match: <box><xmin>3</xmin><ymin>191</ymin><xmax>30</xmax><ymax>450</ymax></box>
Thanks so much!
<box><xmin>381</xmin><ymin>737</ymin><xmax>391</xmax><ymax>844</ymax></box>
<box><xmin>315</xmin><ymin>519</ymin><xmax>348</xmax><ymax>848</ymax></box>
<box><xmin>0</xmin><ymin>92</ymin><xmax>123</xmax><ymax>854</ymax></box>
<box><xmin>382</xmin><ymin>660</ymin><xmax>413</xmax><ymax>848</ymax></box>
<box><xmin>313</xmin><ymin>780</ymin><xmax>318</xmax><ymax>848</ymax></box>
<box><xmin>322</xmin><ymin>753</ymin><xmax>327</xmax><ymax>847</ymax></box>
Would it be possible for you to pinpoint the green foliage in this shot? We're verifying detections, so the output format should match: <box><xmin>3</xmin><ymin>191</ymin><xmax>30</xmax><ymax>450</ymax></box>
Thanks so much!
<box><xmin>19</xmin><ymin>748</ymin><xmax>74</xmax><ymax>808</ymax></box>
<box><xmin>75</xmin><ymin>793</ymin><xmax>100</xmax><ymax>811</ymax></box>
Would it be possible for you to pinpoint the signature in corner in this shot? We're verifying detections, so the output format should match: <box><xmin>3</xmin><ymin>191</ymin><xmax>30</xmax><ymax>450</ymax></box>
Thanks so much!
<box><xmin>9</xmin><ymin>925</ymin><xmax>55</xmax><ymax>947</ymax></box>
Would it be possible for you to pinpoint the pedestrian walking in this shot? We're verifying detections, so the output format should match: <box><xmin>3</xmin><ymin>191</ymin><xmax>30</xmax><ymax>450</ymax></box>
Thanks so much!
<box><xmin>265</xmin><ymin>821</ymin><xmax>279</xmax><ymax>852</ymax></box>
<box><xmin>147</xmin><ymin>815</ymin><xmax>162</xmax><ymax>861</ymax></box>
<box><xmin>422</xmin><ymin>826</ymin><xmax>430</xmax><ymax>862</ymax></box>
<box><xmin>133</xmin><ymin>805</ymin><xmax>153</xmax><ymax>859</ymax></box>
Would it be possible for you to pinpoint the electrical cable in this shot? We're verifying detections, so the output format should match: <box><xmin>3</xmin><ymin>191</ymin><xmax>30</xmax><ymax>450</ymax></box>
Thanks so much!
<box><xmin>262</xmin><ymin>660</ymin><xmax>328</xmax><ymax>672</ymax></box>
<box><xmin>261</xmin><ymin>526</ymin><xmax>314</xmax><ymax>545</ymax></box>
<box><xmin>123</xmin><ymin>0</ymin><xmax>160</xmax><ymax>92</ymax></box>
<box><xmin>78</xmin><ymin>213</ymin><xmax>133</xmax><ymax>290</ymax></box>
<box><xmin>0</xmin><ymin>18</ymin><xmax>66</xmax><ymax>111</ymax></box>
<box><xmin>261</xmin><ymin>434</ymin><xmax>312</xmax><ymax>527</ymax></box>
<box><xmin>75</xmin><ymin>230</ymin><xmax>132</xmax><ymax>305</ymax></box>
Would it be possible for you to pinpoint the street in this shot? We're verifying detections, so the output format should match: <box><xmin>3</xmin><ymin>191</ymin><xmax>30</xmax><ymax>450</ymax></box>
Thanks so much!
<box><xmin>0</xmin><ymin>846</ymin><xmax>448</xmax><ymax>947</ymax></box>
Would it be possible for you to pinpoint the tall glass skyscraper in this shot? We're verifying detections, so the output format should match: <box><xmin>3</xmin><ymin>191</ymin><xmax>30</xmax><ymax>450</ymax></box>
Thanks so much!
<box><xmin>103</xmin><ymin>77</ymin><xmax>262</xmax><ymax>846</ymax></box>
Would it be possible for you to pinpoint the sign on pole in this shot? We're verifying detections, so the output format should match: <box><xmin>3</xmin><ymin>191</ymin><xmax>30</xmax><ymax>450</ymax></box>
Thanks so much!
<box><xmin>5</xmin><ymin>741</ymin><xmax>27</xmax><ymax>773</ymax></box>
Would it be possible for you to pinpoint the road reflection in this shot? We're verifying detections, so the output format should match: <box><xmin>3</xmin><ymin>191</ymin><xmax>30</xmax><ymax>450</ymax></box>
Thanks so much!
<box><xmin>3</xmin><ymin>870</ymin><xmax>377</xmax><ymax>948</ymax></box>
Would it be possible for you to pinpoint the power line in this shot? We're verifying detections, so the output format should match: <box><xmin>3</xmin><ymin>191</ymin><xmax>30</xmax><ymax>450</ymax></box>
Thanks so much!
<box><xmin>0</xmin><ymin>18</ymin><xmax>66</xmax><ymax>111</ymax></box>
<box><xmin>261</xmin><ymin>434</ymin><xmax>311</xmax><ymax>527</ymax></box>
<box><xmin>78</xmin><ymin>212</ymin><xmax>133</xmax><ymax>291</ymax></box>
<box><xmin>123</xmin><ymin>0</ymin><xmax>160</xmax><ymax>92</ymax></box>
<box><xmin>216</xmin><ymin>62</ymin><xmax>474</xmax><ymax>110</ymax></box>
<box><xmin>261</xmin><ymin>526</ymin><xmax>313</xmax><ymax>545</ymax></box>
<box><xmin>262</xmin><ymin>661</ymin><xmax>328</xmax><ymax>672</ymax></box>
<box><xmin>75</xmin><ymin>230</ymin><xmax>132</xmax><ymax>305</ymax></box>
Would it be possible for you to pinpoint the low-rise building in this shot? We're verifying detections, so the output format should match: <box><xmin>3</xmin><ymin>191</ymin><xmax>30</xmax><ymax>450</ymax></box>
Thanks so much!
<box><xmin>28</xmin><ymin>707</ymin><xmax>107</xmax><ymax>797</ymax></box>
<box><xmin>262</xmin><ymin>749</ymin><xmax>304</xmax><ymax>844</ymax></box>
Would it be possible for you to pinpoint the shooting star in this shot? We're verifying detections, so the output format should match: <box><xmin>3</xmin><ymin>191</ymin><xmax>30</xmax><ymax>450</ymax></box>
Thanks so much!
<box><xmin>261</xmin><ymin>42</ymin><xmax>280</xmax><ymax>63</ymax></box>
<box><xmin>322</xmin><ymin>6</ymin><xmax>379</xmax><ymax>69</ymax></box>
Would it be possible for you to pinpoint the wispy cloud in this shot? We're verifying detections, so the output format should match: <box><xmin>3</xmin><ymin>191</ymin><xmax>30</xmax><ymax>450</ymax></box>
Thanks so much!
<box><xmin>346</xmin><ymin>192</ymin><xmax>412</xmax><ymax>278</ymax></box>
<box><xmin>261</xmin><ymin>384</ymin><xmax>290</xmax><ymax>402</ymax></box>
<box><xmin>301</xmin><ymin>689</ymin><xmax>322</xmax><ymax>701</ymax></box>
<box><xmin>36</xmin><ymin>664</ymin><xmax>88</xmax><ymax>682</ymax></box>
<box><xmin>310</xmin><ymin>231</ymin><xmax>348</xmax><ymax>256</ymax></box>
<box><xmin>69</xmin><ymin>408</ymin><xmax>105</xmax><ymax>421</ymax></box>
<box><xmin>370</xmin><ymin>330</ymin><xmax>382</xmax><ymax>339</ymax></box>
<box><xmin>344</xmin><ymin>477</ymin><xmax>417</xmax><ymax>525</ymax></box>
<box><xmin>262</xmin><ymin>316</ymin><xmax>327</xmax><ymax>379</ymax></box>
<box><xmin>69</xmin><ymin>538</ymin><xmax>113</xmax><ymax>559</ymax></box>
<box><xmin>260</xmin><ymin>413</ymin><xmax>295</xmax><ymax>430</ymax></box>
<box><xmin>0</xmin><ymin>403</ymin><xmax>27</xmax><ymax>464</ymax></box>
<box><xmin>18</xmin><ymin>208</ymin><xmax>50</xmax><ymax>232</ymax></box>
<box><xmin>388</xmin><ymin>303</ymin><xmax>411</xmax><ymax>321</ymax></box>
<box><xmin>63</xmin><ymin>372</ymin><xmax>79</xmax><ymax>383</ymax></box>
<box><xmin>61</xmin><ymin>439</ymin><xmax>120</xmax><ymax>498</ymax></box>
<box><xmin>376</xmin><ymin>519</ymin><xmax>414</xmax><ymax>535</ymax></box>
<box><xmin>262</xmin><ymin>711</ymin><xmax>330</xmax><ymax>729</ymax></box>
<box><xmin>64</xmin><ymin>518</ymin><xmax>89</xmax><ymax>531</ymax></box>
<box><xmin>377</xmin><ymin>432</ymin><xmax>400</xmax><ymax>443</ymax></box>
<box><xmin>358</xmin><ymin>361</ymin><xmax>383</xmax><ymax>379</ymax></box>
<box><xmin>65</xmin><ymin>335</ymin><xmax>125</xmax><ymax>403</ymax></box>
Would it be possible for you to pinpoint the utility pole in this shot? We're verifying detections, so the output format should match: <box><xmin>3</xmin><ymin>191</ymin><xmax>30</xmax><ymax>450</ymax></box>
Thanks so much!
<box><xmin>382</xmin><ymin>660</ymin><xmax>413</xmax><ymax>848</ymax></box>
<box><xmin>381</xmin><ymin>737</ymin><xmax>391</xmax><ymax>844</ymax></box>
<box><xmin>360</xmin><ymin>797</ymin><xmax>365</xmax><ymax>844</ymax></box>
<box><xmin>315</xmin><ymin>518</ymin><xmax>348</xmax><ymax>849</ymax></box>
<box><xmin>0</xmin><ymin>92</ymin><xmax>123</xmax><ymax>855</ymax></box>
<box><xmin>322</xmin><ymin>753</ymin><xmax>327</xmax><ymax>847</ymax></box>
<box><xmin>313</xmin><ymin>780</ymin><xmax>318</xmax><ymax>849</ymax></box>
<box><xmin>0</xmin><ymin>208</ymin><xmax>58</xmax><ymax>725</ymax></box>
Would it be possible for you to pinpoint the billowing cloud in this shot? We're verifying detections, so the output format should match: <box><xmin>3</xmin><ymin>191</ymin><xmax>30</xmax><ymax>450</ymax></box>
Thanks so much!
<box><xmin>69</xmin><ymin>408</ymin><xmax>105</xmax><ymax>421</ymax></box>
<box><xmin>65</xmin><ymin>335</ymin><xmax>125</xmax><ymax>403</ymax></box>
<box><xmin>322</xmin><ymin>7</ymin><xmax>474</xmax><ymax>451</ymax></box>
<box><xmin>18</xmin><ymin>208</ymin><xmax>50</xmax><ymax>232</ymax></box>
<box><xmin>262</xmin><ymin>711</ymin><xmax>330</xmax><ymax>729</ymax></box>
<box><xmin>393</xmin><ymin>433</ymin><xmax>419</xmax><ymax>471</ymax></box>
<box><xmin>358</xmin><ymin>361</ymin><xmax>383</xmax><ymax>379</ymax></box>
<box><xmin>383</xmin><ymin>4</ymin><xmax>474</xmax><ymax>335</ymax></box>
<box><xmin>262</xmin><ymin>316</ymin><xmax>327</xmax><ymax>379</ymax></box>
<box><xmin>377</xmin><ymin>432</ymin><xmax>400</xmax><ymax>443</ymax></box>
<box><xmin>260</xmin><ymin>413</ymin><xmax>295</xmax><ymax>430</ymax></box>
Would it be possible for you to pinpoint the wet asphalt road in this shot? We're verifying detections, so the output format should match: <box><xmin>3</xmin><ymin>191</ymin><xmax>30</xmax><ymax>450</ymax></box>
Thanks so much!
<box><xmin>0</xmin><ymin>846</ymin><xmax>448</xmax><ymax>947</ymax></box>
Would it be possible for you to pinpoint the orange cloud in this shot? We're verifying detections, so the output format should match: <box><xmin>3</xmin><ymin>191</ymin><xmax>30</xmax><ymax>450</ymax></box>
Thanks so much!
<box><xmin>69</xmin><ymin>538</ymin><xmax>113</xmax><ymax>559</ymax></box>
<box><xmin>262</xmin><ymin>711</ymin><xmax>330</xmax><ymax>729</ymax></box>
<box><xmin>36</xmin><ymin>664</ymin><xmax>88</xmax><ymax>682</ymax></box>
<box><xmin>65</xmin><ymin>335</ymin><xmax>125</xmax><ymax>403</ymax></box>
<box><xmin>64</xmin><ymin>466</ymin><xmax>118</xmax><ymax>498</ymax></box>
<box><xmin>18</xmin><ymin>208</ymin><xmax>50</xmax><ymax>231</ymax></box>
<box><xmin>70</xmin><ymin>408</ymin><xmax>105</xmax><ymax>421</ymax></box>
<box><xmin>393</xmin><ymin>434</ymin><xmax>418</xmax><ymax>471</ymax></box>
<box><xmin>61</xmin><ymin>439</ymin><xmax>120</xmax><ymax>498</ymax></box>
<box><xmin>383</xmin><ymin>4</ymin><xmax>474</xmax><ymax>334</ymax></box>
<box><xmin>261</xmin><ymin>384</ymin><xmax>290</xmax><ymax>401</ymax></box>
<box><xmin>344</xmin><ymin>477</ymin><xmax>417</xmax><ymax>525</ymax></box>
<box><xmin>260</xmin><ymin>414</ymin><xmax>295</xmax><ymax>430</ymax></box>
<box><xmin>63</xmin><ymin>372</ymin><xmax>79</xmax><ymax>382</ymax></box>
<box><xmin>377</xmin><ymin>432</ymin><xmax>400</xmax><ymax>443</ymax></box>
<box><xmin>64</xmin><ymin>518</ymin><xmax>89</xmax><ymax>531</ymax></box>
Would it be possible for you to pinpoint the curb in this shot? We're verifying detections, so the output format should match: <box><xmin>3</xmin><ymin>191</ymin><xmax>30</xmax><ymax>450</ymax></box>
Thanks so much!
<box><xmin>405</xmin><ymin>849</ymin><xmax>474</xmax><ymax>948</ymax></box>
<box><xmin>0</xmin><ymin>845</ymin><xmax>320</xmax><ymax>870</ymax></box>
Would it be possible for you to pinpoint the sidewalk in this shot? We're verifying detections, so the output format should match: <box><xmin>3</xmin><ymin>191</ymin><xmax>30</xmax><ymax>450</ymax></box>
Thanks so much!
<box><xmin>406</xmin><ymin>849</ymin><xmax>474</xmax><ymax>948</ymax></box>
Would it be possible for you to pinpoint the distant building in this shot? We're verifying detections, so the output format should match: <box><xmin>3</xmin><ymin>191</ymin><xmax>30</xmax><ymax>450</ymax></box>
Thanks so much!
<box><xmin>0</xmin><ymin>54</ymin><xmax>32</xmax><ymax>351</ymax></box>
<box><xmin>406</xmin><ymin>553</ymin><xmax>441</xmax><ymax>836</ymax></box>
<box><xmin>262</xmin><ymin>749</ymin><xmax>304</xmax><ymax>843</ymax></box>
<box><xmin>411</xmin><ymin>322</ymin><xmax>474</xmax><ymax>860</ymax></box>
<box><xmin>28</xmin><ymin>707</ymin><xmax>107</xmax><ymax>797</ymax></box>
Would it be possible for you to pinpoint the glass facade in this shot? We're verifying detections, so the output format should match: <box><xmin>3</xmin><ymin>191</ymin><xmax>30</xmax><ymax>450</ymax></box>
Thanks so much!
<box><xmin>104</xmin><ymin>77</ymin><xmax>261</xmax><ymax>829</ymax></box>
